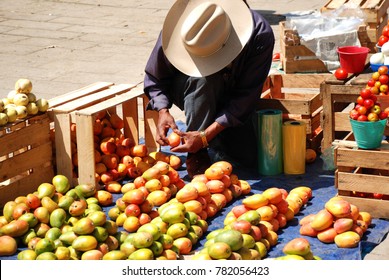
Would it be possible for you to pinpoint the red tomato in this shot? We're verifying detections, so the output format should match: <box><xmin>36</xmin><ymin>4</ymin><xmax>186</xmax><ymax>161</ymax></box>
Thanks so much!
<box><xmin>360</xmin><ymin>88</ymin><xmax>372</xmax><ymax>99</ymax></box>
<box><xmin>378</xmin><ymin>35</ymin><xmax>389</xmax><ymax>46</ymax></box>
<box><xmin>334</xmin><ymin>68</ymin><xmax>348</xmax><ymax>80</ymax></box>
<box><xmin>378</xmin><ymin>65</ymin><xmax>389</xmax><ymax>75</ymax></box>
<box><xmin>382</xmin><ymin>25</ymin><xmax>389</xmax><ymax>37</ymax></box>
<box><xmin>367</xmin><ymin>79</ymin><xmax>376</xmax><ymax>87</ymax></box>
<box><xmin>379</xmin><ymin>74</ymin><xmax>389</xmax><ymax>84</ymax></box>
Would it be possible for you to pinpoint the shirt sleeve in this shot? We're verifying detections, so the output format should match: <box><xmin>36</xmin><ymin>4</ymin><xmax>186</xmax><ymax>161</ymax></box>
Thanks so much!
<box><xmin>214</xmin><ymin>11</ymin><xmax>275</xmax><ymax>128</ymax></box>
<box><xmin>143</xmin><ymin>32</ymin><xmax>177</xmax><ymax>111</ymax></box>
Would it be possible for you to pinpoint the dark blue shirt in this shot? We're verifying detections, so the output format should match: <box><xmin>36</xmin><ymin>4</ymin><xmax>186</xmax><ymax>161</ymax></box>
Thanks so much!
<box><xmin>143</xmin><ymin>10</ymin><xmax>274</xmax><ymax>128</ymax></box>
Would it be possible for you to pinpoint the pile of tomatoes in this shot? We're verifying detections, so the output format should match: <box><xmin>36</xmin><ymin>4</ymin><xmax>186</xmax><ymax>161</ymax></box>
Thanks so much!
<box><xmin>377</xmin><ymin>24</ymin><xmax>389</xmax><ymax>47</ymax></box>
<box><xmin>349</xmin><ymin>65</ymin><xmax>389</xmax><ymax>122</ymax></box>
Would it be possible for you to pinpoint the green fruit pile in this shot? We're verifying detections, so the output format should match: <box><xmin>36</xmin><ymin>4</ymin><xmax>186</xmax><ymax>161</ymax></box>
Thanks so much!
<box><xmin>0</xmin><ymin>78</ymin><xmax>49</xmax><ymax>126</ymax></box>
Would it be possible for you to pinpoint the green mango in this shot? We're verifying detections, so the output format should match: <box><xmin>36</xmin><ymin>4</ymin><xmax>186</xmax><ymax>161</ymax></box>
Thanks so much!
<box><xmin>57</xmin><ymin>195</ymin><xmax>74</xmax><ymax>210</ymax></box>
<box><xmin>88</xmin><ymin>211</ymin><xmax>106</xmax><ymax>227</ymax></box>
<box><xmin>75</xmin><ymin>183</ymin><xmax>97</xmax><ymax>198</ymax></box>
<box><xmin>17</xmin><ymin>249</ymin><xmax>37</xmax><ymax>260</ymax></box>
<box><xmin>35</xmin><ymin>237</ymin><xmax>55</xmax><ymax>255</ymax></box>
<box><xmin>37</xmin><ymin>183</ymin><xmax>56</xmax><ymax>199</ymax></box>
<box><xmin>45</xmin><ymin>227</ymin><xmax>62</xmax><ymax>241</ymax></box>
<box><xmin>237</xmin><ymin>210</ymin><xmax>261</xmax><ymax>225</ymax></box>
<box><xmin>93</xmin><ymin>226</ymin><xmax>109</xmax><ymax>242</ymax></box>
<box><xmin>19</xmin><ymin>212</ymin><xmax>38</xmax><ymax>228</ymax></box>
<box><xmin>3</xmin><ymin>201</ymin><xmax>17</xmax><ymax>222</ymax></box>
<box><xmin>36</xmin><ymin>252</ymin><xmax>57</xmax><ymax>260</ymax></box>
<box><xmin>128</xmin><ymin>248</ymin><xmax>154</xmax><ymax>260</ymax></box>
<box><xmin>59</xmin><ymin>231</ymin><xmax>78</xmax><ymax>246</ymax></box>
<box><xmin>49</xmin><ymin>208</ymin><xmax>67</xmax><ymax>228</ymax></box>
<box><xmin>52</xmin><ymin>174</ymin><xmax>71</xmax><ymax>194</ymax></box>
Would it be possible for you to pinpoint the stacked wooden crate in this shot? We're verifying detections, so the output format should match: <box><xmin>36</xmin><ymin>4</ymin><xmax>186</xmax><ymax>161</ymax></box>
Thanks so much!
<box><xmin>258</xmin><ymin>73</ymin><xmax>331</xmax><ymax>151</ymax></box>
<box><xmin>0</xmin><ymin>114</ymin><xmax>54</xmax><ymax>208</ymax></box>
<box><xmin>48</xmin><ymin>82</ymin><xmax>159</xmax><ymax>187</ymax></box>
<box><xmin>321</xmin><ymin>0</ymin><xmax>389</xmax><ymax>51</ymax></box>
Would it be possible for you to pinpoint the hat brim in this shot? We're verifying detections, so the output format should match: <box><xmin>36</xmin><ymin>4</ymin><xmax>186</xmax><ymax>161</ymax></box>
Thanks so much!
<box><xmin>162</xmin><ymin>0</ymin><xmax>253</xmax><ymax>77</ymax></box>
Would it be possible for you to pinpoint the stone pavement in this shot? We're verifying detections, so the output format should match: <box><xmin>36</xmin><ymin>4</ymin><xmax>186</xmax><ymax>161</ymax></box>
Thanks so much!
<box><xmin>0</xmin><ymin>0</ymin><xmax>388</xmax><ymax>260</ymax></box>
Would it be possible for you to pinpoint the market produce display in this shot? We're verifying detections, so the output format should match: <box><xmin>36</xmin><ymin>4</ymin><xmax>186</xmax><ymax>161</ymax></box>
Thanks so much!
<box><xmin>0</xmin><ymin>78</ymin><xmax>49</xmax><ymax>126</ymax></box>
<box><xmin>349</xmin><ymin>66</ymin><xmax>389</xmax><ymax>122</ymax></box>
<box><xmin>190</xmin><ymin>186</ymin><xmax>313</xmax><ymax>260</ymax></box>
<box><xmin>299</xmin><ymin>196</ymin><xmax>372</xmax><ymax>248</ymax></box>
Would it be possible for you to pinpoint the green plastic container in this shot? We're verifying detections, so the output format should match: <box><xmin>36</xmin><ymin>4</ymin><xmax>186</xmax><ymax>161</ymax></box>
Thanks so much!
<box><xmin>350</xmin><ymin>118</ymin><xmax>387</xmax><ymax>149</ymax></box>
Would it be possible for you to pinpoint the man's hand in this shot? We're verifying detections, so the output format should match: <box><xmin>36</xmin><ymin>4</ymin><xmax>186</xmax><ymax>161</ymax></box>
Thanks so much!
<box><xmin>157</xmin><ymin>109</ymin><xmax>178</xmax><ymax>146</ymax></box>
<box><xmin>170</xmin><ymin>130</ymin><xmax>204</xmax><ymax>154</ymax></box>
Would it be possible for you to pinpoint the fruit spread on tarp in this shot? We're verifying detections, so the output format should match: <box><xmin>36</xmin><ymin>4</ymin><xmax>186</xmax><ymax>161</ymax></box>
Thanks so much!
<box><xmin>1</xmin><ymin>121</ymin><xmax>388</xmax><ymax>260</ymax></box>
<box><xmin>165</xmin><ymin>121</ymin><xmax>389</xmax><ymax>260</ymax></box>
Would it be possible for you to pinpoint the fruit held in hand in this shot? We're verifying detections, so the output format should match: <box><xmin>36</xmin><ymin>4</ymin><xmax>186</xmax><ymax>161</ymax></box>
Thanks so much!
<box><xmin>167</xmin><ymin>132</ymin><xmax>181</xmax><ymax>148</ymax></box>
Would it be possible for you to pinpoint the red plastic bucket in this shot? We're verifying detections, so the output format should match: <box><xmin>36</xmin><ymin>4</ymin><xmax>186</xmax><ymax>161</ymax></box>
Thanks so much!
<box><xmin>337</xmin><ymin>46</ymin><xmax>369</xmax><ymax>74</ymax></box>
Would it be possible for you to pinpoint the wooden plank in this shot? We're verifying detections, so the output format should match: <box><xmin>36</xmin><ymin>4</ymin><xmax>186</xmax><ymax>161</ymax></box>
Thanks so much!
<box><xmin>335</xmin><ymin>147</ymin><xmax>389</xmax><ymax>168</ymax></box>
<box><xmin>338</xmin><ymin>195</ymin><xmax>389</xmax><ymax>218</ymax></box>
<box><xmin>48</xmin><ymin>82</ymin><xmax>114</xmax><ymax>109</ymax></box>
<box><xmin>0</xmin><ymin>141</ymin><xmax>52</xmax><ymax>182</ymax></box>
<box><xmin>75</xmin><ymin>114</ymin><xmax>96</xmax><ymax>186</ymax></box>
<box><xmin>52</xmin><ymin>84</ymin><xmax>136</xmax><ymax>113</ymax></box>
<box><xmin>0</xmin><ymin>115</ymin><xmax>50</xmax><ymax>157</ymax></box>
<box><xmin>325</xmin><ymin>0</ymin><xmax>348</xmax><ymax>9</ymax></box>
<box><xmin>337</xmin><ymin>172</ymin><xmax>389</xmax><ymax>194</ymax></box>
<box><xmin>53</xmin><ymin>112</ymin><xmax>73</xmax><ymax>183</ymax></box>
<box><xmin>0</xmin><ymin>164</ymin><xmax>54</xmax><ymax>208</ymax></box>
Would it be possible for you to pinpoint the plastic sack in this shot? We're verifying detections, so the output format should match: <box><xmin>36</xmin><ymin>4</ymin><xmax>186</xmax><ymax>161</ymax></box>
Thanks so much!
<box><xmin>284</xmin><ymin>3</ymin><xmax>366</xmax><ymax>71</ymax></box>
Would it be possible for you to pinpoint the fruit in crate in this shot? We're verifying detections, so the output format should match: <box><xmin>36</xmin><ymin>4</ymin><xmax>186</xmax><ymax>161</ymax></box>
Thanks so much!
<box><xmin>0</xmin><ymin>78</ymin><xmax>49</xmax><ymax>126</ymax></box>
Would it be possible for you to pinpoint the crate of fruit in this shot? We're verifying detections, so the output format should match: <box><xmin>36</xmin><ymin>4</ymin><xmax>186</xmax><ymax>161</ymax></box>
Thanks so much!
<box><xmin>258</xmin><ymin>74</ymin><xmax>330</xmax><ymax>151</ymax></box>
<box><xmin>48</xmin><ymin>82</ymin><xmax>159</xmax><ymax>187</ymax></box>
<box><xmin>333</xmin><ymin>139</ymin><xmax>389</xmax><ymax>218</ymax></box>
<box><xmin>0</xmin><ymin>79</ymin><xmax>54</xmax><ymax>208</ymax></box>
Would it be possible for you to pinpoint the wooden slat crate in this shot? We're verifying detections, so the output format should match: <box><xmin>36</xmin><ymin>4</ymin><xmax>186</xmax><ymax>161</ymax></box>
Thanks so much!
<box><xmin>75</xmin><ymin>86</ymin><xmax>159</xmax><ymax>186</ymax></box>
<box><xmin>0</xmin><ymin>114</ymin><xmax>54</xmax><ymax>208</ymax></box>
<box><xmin>321</xmin><ymin>0</ymin><xmax>389</xmax><ymax>50</ymax></box>
<box><xmin>258</xmin><ymin>74</ymin><xmax>331</xmax><ymax>151</ymax></box>
<box><xmin>333</xmin><ymin>139</ymin><xmax>389</xmax><ymax>218</ymax></box>
<box><xmin>48</xmin><ymin>82</ymin><xmax>159</xmax><ymax>187</ymax></box>
<box><xmin>320</xmin><ymin>72</ymin><xmax>389</xmax><ymax>152</ymax></box>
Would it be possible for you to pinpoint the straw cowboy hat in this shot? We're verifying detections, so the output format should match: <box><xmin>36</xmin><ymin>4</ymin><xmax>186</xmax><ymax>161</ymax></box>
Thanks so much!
<box><xmin>162</xmin><ymin>0</ymin><xmax>253</xmax><ymax>77</ymax></box>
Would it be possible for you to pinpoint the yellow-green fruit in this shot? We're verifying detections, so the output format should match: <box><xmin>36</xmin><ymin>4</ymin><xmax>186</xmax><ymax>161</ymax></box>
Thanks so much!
<box><xmin>128</xmin><ymin>248</ymin><xmax>154</xmax><ymax>260</ymax></box>
<box><xmin>17</xmin><ymin>249</ymin><xmax>37</xmax><ymax>260</ymax></box>
<box><xmin>15</xmin><ymin>78</ymin><xmax>33</xmax><ymax>94</ymax></box>
<box><xmin>72</xmin><ymin>235</ymin><xmax>98</xmax><ymax>252</ymax></box>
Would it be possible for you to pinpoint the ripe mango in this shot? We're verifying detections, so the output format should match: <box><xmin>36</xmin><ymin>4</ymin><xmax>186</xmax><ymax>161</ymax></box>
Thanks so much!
<box><xmin>142</xmin><ymin>166</ymin><xmax>161</xmax><ymax>181</ymax></box>
<box><xmin>37</xmin><ymin>182</ymin><xmax>56</xmax><ymax>199</ymax></box>
<box><xmin>0</xmin><ymin>235</ymin><xmax>18</xmax><ymax>256</ymax></box>
<box><xmin>282</xmin><ymin>237</ymin><xmax>311</xmax><ymax>256</ymax></box>
<box><xmin>3</xmin><ymin>201</ymin><xmax>17</xmax><ymax>222</ymax></box>
<box><xmin>102</xmin><ymin>250</ymin><xmax>127</xmax><ymax>260</ymax></box>
<box><xmin>0</xmin><ymin>219</ymin><xmax>29</xmax><ymax>237</ymax></box>
<box><xmin>73</xmin><ymin>217</ymin><xmax>95</xmax><ymax>235</ymax></box>
<box><xmin>214</xmin><ymin>229</ymin><xmax>243</xmax><ymax>251</ymax></box>
<box><xmin>310</xmin><ymin>209</ymin><xmax>333</xmax><ymax>231</ymax></box>
<box><xmin>334</xmin><ymin>231</ymin><xmax>361</xmax><ymax>248</ymax></box>
<box><xmin>333</xmin><ymin>218</ymin><xmax>354</xmax><ymax>234</ymax></box>
<box><xmin>242</xmin><ymin>194</ymin><xmax>269</xmax><ymax>210</ymax></box>
<box><xmin>317</xmin><ymin>227</ymin><xmax>337</xmax><ymax>243</ymax></box>
<box><xmin>325</xmin><ymin>198</ymin><xmax>351</xmax><ymax>218</ymax></box>
<box><xmin>128</xmin><ymin>248</ymin><xmax>154</xmax><ymax>260</ymax></box>
<box><xmin>72</xmin><ymin>235</ymin><xmax>98</xmax><ymax>251</ymax></box>
<box><xmin>176</xmin><ymin>184</ymin><xmax>199</xmax><ymax>203</ymax></box>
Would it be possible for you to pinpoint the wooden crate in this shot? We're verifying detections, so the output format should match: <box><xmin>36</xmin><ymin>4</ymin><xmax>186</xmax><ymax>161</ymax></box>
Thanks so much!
<box><xmin>48</xmin><ymin>82</ymin><xmax>159</xmax><ymax>187</ymax></box>
<box><xmin>280</xmin><ymin>17</ymin><xmax>377</xmax><ymax>74</ymax></box>
<box><xmin>320</xmin><ymin>72</ymin><xmax>389</xmax><ymax>152</ymax></box>
<box><xmin>0</xmin><ymin>114</ymin><xmax>54</xmax><ymax>208</ymax></box>
<box><xmin>279</xmin><ymin>21</ymin><xmax>330</xmax><ymax>74</ymax></box>
<box><xmin>321</xmin><ymin>0</ymin><xmax>389</xmax><ymax>50</ymax></box>
<box><xmin>333</xmin><ymin>139</ymin><xmax>389</xmax><ymax>218</ymax></box>
<box><xmin>258</xmin><ymin>74</ymin><xmax>331</xmax><ymax>151</ymax></box>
